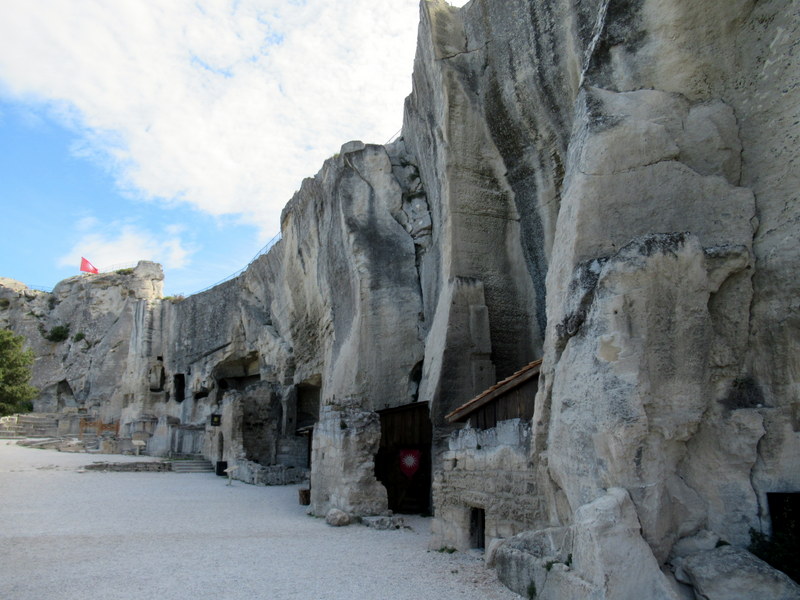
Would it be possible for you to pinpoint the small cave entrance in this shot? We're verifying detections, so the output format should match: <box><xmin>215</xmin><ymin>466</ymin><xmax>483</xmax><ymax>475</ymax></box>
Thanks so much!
<box><xmin>470</xmin><ymin>507</ymin><xmax>486</xmax><ymax>551</ymax></box>
<box><xmin>408</xmin><ymin>361</ymin><xmax>423</xmax><ymax>402</ymax></box>
<box><xmin>767</xmin><ymin>492</ymin><xmax>799</xmax><ymax>552</ymax></box>
<box><xmin>241</xmin><ymin>385</ymin><xmax>282</xmax><ymax>466</ymax></box>
<box><xmin>173</xmin><ymin>374</ymin><xmax>186</xmax><ymax>403</ymax></box>
<box><xmin>749</xmin><ymin>493</ymin><xmax>800</xmax><ymax>583</ymax></box>
<box><xmin>293</xmin><ymin>376</ymin><xmax>321</xmax><ymax>470</ymax></box>
<box><xmin>768</xmin><ymin>493</ymin><xmax>799</xmax><ymax>537</ymax></box>
<box><xmin>296</xmin><ymin>380</ymin><xmax>321</xmax><ymax>430</ymax></box>
<box><xmin>375</xmin><ymin>401</ymin><xmax>432</xmax><ymax>514</ymax></box>
<box><xmin>56</xmin><ymin>380</ymin><xmax>76</xmax><ymax>410</ymax></box>
<box><xmin>148</xmin><ymin>358</ymin><xmax>165</xmax><ymax>392</ymax></box>
<box><xmin>213</xmin><ymin>352</ymin><xmax>262</xmax><ymax>397</ymax></box>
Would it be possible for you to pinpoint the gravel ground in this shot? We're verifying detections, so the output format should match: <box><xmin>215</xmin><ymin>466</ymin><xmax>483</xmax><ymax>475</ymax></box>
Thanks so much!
<box><xmin>0</xmin><ymin>442</ymin><xmax>520</xmax><ymax>600</ymax></box>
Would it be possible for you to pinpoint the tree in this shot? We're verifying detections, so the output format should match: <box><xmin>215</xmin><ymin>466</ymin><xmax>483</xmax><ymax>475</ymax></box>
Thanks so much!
<box><xmin>0</xmin><ymin>329</ymin><xmax>37</xmax><ymax>417</ymax></box>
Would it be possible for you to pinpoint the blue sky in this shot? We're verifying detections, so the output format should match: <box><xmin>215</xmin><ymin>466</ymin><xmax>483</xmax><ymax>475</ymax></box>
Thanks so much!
<box><xmin>0</xmin><ymin>102</ymin><xmax>260</xmax><ymax>294</ymax></box>
<box><xmin>0</xmin><ymin>0</ymin><xmax>466</xmax><ymax>296</ymax></box>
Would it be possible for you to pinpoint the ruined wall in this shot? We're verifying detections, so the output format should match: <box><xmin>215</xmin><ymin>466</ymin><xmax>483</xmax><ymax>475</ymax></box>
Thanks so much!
<box><xmin>431</xmin><ymin>420</ymin><xmax>541</xmax><ymax>551</ymax></box>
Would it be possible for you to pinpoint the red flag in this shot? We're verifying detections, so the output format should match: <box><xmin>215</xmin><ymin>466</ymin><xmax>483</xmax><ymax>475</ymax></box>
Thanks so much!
<box><xmin>398</xmin><ymin>449</ymin><xmax>421</xmax><ymax>478</ymax></box>
<box><xmin>80</xmin><ymin>257</ymin><xmax>99</xmax><ymax>274</ymax></box>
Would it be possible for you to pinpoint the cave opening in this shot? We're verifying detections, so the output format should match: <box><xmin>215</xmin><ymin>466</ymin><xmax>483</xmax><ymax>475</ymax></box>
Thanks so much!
<box><xmin>173</xmin><ymin>374</ymin><xmax>185</xmax><ymax>403</ymax></box>
<box><xmin>293</xmin><ymin>378</ymin><xmax>321</xmax><ymax>470</ymax></box>
<box><xmin>470</xmin><ymin>507</ymin><xmax>486</xmax><ymax>551</ymax></box>
<box><xmin>56</xmin><ymin>380</ymin><xmax>76</xmax><ymax>410</ymax></box>
<box><xmin>296</xmin><ymin>381</ymin><xmax>321</xmax><ymax>430</ymax></box>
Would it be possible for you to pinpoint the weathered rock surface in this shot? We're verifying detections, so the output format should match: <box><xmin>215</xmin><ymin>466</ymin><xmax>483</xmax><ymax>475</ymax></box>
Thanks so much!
<box><xmin>0</xmin><ymin>261</ymin><xmax>163</xmax><ymax>420</ymax></box>
<box><xmin>361</xmin><ymin>515</ymin><xmax>405</xmax><ymax>531</ymax></box>
<box><xmin>676</xmin><ymin>546</ymin><xmax>800</xmax><ymax>600</ymax></box>
<box><xmin>325</xmin><ymin>508</ymin><xmax>352</xmax><ymax>527</ymax></box>
<box><xmin>2</xmin><ymin>0</ymin><xmax>798</xmax><ymax>598</ymax></box>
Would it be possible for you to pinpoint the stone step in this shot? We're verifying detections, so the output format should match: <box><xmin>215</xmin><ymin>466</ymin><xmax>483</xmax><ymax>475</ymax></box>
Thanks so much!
<box><xmin>170</xmin><ymin>460</ymin><xmax>214</xmax><ymax>473</ymax></box>
<box><xmin>17</xmin><ymin>414</ymin><xmax>59</xmax><ymax>424</ymax></box>
<box><xmin>12</xmin><ymin>413</ymin><xmax>60</xmax><ymax>438</ymax></box>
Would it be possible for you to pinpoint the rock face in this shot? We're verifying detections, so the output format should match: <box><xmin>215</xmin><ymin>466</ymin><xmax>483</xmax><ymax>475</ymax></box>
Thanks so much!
<box><xmin>0</xmin><ymin>262</ymin><xmax>164</xmax><ymax>423</ymax></box>
<box><xmin>2</xmin><ymin>0</ymin><xmax>798</xmax><ymax>597</ymax></box>
<box><xmin>675</xmin><ymin>545</ymin><xmax>800</xmax><ymax>600</ymax></box>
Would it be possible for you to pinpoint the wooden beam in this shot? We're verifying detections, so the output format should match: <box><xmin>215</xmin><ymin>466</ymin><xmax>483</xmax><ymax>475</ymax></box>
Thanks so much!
<box><xmin>445</xmin><ymin>359</ymin><xmax>542</xmax><ymax>424</ymax></box>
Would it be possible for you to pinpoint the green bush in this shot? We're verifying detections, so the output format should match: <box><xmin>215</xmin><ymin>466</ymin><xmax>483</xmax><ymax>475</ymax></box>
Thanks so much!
<box><xmin>73</xmin><ymin>332</ymin><xmax>86</xmax><ymax>343</ymax></box>
<box><xmin>115</xmin><ymin>268</ymin><xmax>134</xmax><ymax>275</ymax></box>
<box><xmin>0</xmin><ymin>298</ymin><xmax>10</xmax><ymax>310</ymax></box>
<box><xmin>41</xmin><ymin>324</ymin><xmax>70</xmax><ymax>343</ymax></box>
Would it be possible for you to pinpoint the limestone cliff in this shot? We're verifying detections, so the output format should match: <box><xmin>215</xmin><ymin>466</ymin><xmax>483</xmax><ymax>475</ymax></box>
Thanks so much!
<box><xmin>0</xmin><ymin>262</ymin><xmax>163</xmax><ymax>421</ymax></box>
<box><xmin>2</xmin><ymin>0</ymin><xmax>798</xmax><ymax>597</ymax></box>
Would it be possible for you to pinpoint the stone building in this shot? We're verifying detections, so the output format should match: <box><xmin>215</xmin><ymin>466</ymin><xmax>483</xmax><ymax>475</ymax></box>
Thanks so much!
<box><xmin>432</xmin><ymin>360</ymin><xmax>542</xmax><ymax>552</ymax></box>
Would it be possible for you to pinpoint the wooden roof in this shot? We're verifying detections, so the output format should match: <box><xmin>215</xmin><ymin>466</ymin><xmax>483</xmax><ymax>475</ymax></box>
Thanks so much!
<box><xmin>445</xmin><ymin>359</ymin><xmax>542</xmax><ymax>423</ymax></box>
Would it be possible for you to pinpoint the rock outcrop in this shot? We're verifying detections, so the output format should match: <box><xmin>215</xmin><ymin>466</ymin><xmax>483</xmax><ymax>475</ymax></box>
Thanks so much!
<box><xmin>2</xmin><ymin>0</ymin><xmax>798</xmax><ymax>597</ymax></box>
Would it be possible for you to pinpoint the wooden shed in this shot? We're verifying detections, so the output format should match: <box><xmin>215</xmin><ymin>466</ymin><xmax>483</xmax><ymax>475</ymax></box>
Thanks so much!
<box><xmin>445</xmin><ymin>359</ymin><xmax>542</xmax><ymax>430</ymax></box>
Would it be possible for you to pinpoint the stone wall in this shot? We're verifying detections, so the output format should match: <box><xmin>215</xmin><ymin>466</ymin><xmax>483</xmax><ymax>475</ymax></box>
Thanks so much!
<box><xmin>431</xmin><ymin>419</ymin><xmax>541</xmax><ymax>552</ymax></box>
<box><xmin>310</xmin><ymin>400</ymin><xmax>387</xmax><ymax>515</ymax></box>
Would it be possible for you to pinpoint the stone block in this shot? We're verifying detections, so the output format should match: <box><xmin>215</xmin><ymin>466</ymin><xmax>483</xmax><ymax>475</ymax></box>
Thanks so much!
<box><xmin>325</xmin><ymin>508</ymin><xmax>351</xmax><ymax>527</ymax></box>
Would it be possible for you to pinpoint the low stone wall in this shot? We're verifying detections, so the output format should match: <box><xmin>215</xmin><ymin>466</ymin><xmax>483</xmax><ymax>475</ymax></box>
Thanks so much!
<box><xmin>82</xmin><ymin>461</ymin><xmax>172</xmax><ymax>472</ymax></box>
<box><xmin>234</xmin><ymin>459</ymin><xmax>308</xmax><ymax>486</ymax></box>
<box><xmin>276</xmin><ymin>435</ymin><xmax>309</xmax><ymax>470</ymax></box>
<box><xmin>430</xmin><ymin>419</ymin><xmax>541</xmax><ymax>552</ymax></box>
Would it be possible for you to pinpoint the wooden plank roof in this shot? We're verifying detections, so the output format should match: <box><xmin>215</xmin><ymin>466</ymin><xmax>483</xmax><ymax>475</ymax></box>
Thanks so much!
<box><xmin>445</xmin><ymin>358</ymin><xmax>542</xmax><ymax>423</ymax></box>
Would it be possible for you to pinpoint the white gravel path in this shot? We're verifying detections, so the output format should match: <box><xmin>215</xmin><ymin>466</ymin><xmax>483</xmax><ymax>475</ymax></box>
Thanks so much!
<box><xmin>0</xmin><ymin>442</ymin><xmax>520</xmax><ymax>600</ymax></box>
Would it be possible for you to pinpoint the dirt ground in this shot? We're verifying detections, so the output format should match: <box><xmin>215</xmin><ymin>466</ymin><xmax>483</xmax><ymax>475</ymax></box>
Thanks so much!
<box><xmin>0</xmin><ymin>442</ymin><xmax>519</xmax><ymax>599</ymax></box>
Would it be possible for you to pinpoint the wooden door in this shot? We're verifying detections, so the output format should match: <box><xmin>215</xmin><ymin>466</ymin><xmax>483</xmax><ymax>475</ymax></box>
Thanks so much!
<box><xmin>375</xmin><ymin>402</ymin><xmax>432</xmax><ymax>514</ymax></box>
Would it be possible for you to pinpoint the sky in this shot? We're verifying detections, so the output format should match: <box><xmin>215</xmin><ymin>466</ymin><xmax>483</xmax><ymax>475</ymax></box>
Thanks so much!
<box><xmin>0</xmin><ymin>0</ymin><xmax>468</xmax><ymax>297</ymax></box>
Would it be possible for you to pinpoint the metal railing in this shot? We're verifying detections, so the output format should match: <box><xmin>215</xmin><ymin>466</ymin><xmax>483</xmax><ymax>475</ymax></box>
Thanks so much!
<box><xmin>188</xmin><ymin>231</ymin><xmax>283</xmax><ymax>296</ymax></box>
<box><xmin>384</xmin><ymin>127</ymin><xmax>403</xmax><ymax>145</ymax></box>
<box><xmin>97</xmin><ymin>262</ymin><xmax>140</xmax><ymax>273</ymax></box>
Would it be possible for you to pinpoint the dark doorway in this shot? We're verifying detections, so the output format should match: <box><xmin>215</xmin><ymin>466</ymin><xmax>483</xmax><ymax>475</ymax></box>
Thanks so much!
<box><xmin>757</xmin><ymin>493</ymin><xmax>800</xmax><ymax>583</ymax></box>
<box><xmin>173</xmin><ymin>374</ymin><xmax>185</xmax><ymax>403</ymax></box>
<box><xmin>296</xmin><ymin>382</ymin><xmax>321</xmax><ymax>429</ymax></box>
<box><xmin>768</xmin><ymin>493</ymin><xmax>800</xmax><ymax>537</ymax></box>
<box><xmin>470</xmin><ymin>507</ymin><xmax>486</xmax><ymax>550</ymax></box>
<box><xmin>375</xmin><ymin>402</ymin><xmax>432</xmax><ymax>514</ymax></box>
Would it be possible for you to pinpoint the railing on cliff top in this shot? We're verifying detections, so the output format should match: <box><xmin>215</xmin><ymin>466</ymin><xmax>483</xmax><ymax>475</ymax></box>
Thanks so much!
<box><xmin>384</xmin><ymin>128</ymin><xmax>403</xmax><ymax>145</ymax></box>
<box><xmin>188</xmin><ymin>231</ymin><xmax>283</xmax><ymax>296</ymax></box>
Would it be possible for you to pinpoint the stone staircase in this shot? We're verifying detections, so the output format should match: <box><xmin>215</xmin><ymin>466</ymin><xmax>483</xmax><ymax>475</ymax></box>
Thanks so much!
<box><xmin>169</xmin><ymin>457</ymin><xmax>215</xmax><ymax>473</ymax></box>
<box><xmin>0</xmin><ymin>413</ymin><xmax>60</xmax><ymax>438</ymax></box>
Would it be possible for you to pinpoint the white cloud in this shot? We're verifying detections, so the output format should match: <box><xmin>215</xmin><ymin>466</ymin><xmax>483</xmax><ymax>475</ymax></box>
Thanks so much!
<box><xmin>58</xmin><ymin>224</ymin><xmax>195</xmax><ymax>271</ymax></box>
<box><xmin>0</xmin><ymin>0</ymin><xmax>426</xmax><ymax>237</ymax></box>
